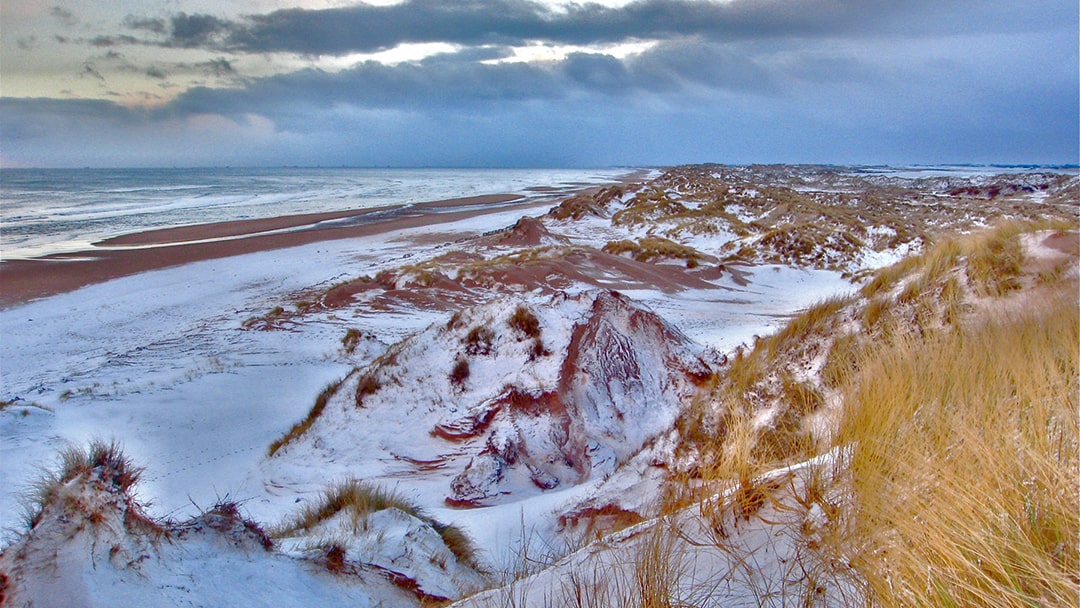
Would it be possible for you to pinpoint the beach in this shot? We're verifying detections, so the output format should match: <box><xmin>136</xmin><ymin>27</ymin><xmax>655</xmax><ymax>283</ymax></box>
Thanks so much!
<box><xmin>0</xmin><ymin>192</ymin><xmax>550</xmax><ymax>307</ymax></box>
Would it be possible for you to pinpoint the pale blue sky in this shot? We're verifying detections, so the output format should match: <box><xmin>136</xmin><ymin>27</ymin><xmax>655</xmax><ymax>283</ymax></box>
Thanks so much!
<box><xmin>1</xmin><ymin>0</ymin><xmax>1077</xmax><ymax>167</ymax></box>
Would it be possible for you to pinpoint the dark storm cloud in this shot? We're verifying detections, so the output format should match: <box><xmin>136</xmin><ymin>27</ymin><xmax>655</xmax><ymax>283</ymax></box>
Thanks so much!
<box><xmin>202</xmin><ymin>58</ymin><xmax>237</xmax><ymax>79</ymax></box>
<box><xmin>90</xmin><ymin>35</ymin><xmax>140</xmax><ymax>48</ymax></box>
<box><xmin>3</xmin><ymin>1</ymin><xmax>1076</xmax><ymax>167</ymax></box>
<box><xmin>147</xmin><ymin>0</ymin><xmax>1071</xmax><ymax>56</ymax></box>
<box><xmin>163</xmin><ymin>39</ymin><xmax>814</xmax><ymax>123</ymax></box>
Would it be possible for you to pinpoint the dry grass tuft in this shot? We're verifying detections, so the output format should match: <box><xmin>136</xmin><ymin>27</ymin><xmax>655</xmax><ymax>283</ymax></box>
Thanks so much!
<box><xmin>341</xmin><ymin>328</ymin><xmax>362</xmax><ymax>354</ymax></box>
<box><xmin>275</xmin><ymin>479</ymin><xmax>479</xmax><ymax>569</ymax></box>
<box><xmin>449</xmin><ymin>357</ymin><xmax>470</xmax><ymax>387</ymax></box>
<box><xmin>25</xmin><ymin>440</ymin><xmax>146</xmax><ymax>529</ymax></box>
<box><xmin>602</xmin><ymin>236</ymin><xmax>708</xmax><ymax>268</ymax></box>
<box><xmin>275</xmin><ymin>479</ymin><xmax>422</xmax><ymax>537</ymax></box>
<box><xmin>464</xmin><ymin>325</ymin><xmax>496</xmax><ymax>356</ymax></box>
<box><xmin>507</xmin><ymin>304</ymin><xmax>541</xmax><ymax>339</ymax></box>
<box><xmin>354</xmin><ymin>373</ymin><xmax>381</xmax><ymax>407</ymax></box>
<box><xmin>268</xmin><ymin>375</ymin><xmax>349</xmax><ymax>457</ymax></box>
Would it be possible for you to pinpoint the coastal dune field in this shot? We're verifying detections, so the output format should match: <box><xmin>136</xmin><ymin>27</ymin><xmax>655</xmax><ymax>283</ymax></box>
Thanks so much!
<box><xmin>1</xmin><ymin>165</ymin><xmax>1077</xmax><ymax>607</ymax></box>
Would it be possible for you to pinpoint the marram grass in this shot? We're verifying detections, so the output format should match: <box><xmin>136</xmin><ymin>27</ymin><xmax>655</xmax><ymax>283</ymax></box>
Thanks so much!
<box><xmin>835</xmin><ymin>292</ymin><xmax>1079</xmax><ymax>607</ymax></box>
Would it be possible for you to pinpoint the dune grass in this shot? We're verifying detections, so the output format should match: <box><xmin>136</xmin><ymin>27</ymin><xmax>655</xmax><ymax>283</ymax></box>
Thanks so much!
<box><xmin>25</xmin><ymin>440</ymin><xmax>144</xmax><ymax>528</ymax></box>
<box><xmin>267</xmin><ymin>375</ymin><xmax>350</xmax><ymax>457</ymax></box>
<box><xmin>833</xmin><ymin>292</ymin><xmax>1079</xmax><ymax>607</ymax></box>
<box><xmin>602</xmin><ymin>236</ymin><xmax>709</xmax><ymax>268</ymax></box>
<box><xmin>274</xmin><ymin>478</ymin><xmax>480</xmax><ymax>569</ymax></box>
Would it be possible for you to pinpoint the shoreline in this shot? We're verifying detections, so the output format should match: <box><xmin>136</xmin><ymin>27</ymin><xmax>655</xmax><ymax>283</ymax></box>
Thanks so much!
<box><xmin>0</xmin><ymin>192</ymin><xmax>549</xmax><ymax>309</ymax></box>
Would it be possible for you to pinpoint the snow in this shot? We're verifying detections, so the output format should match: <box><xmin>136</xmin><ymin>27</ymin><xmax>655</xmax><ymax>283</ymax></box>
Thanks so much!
<box><xmin>3</xmin><ymin>165</ymin><xmax>968</xmax><ymax>605</ymax></box>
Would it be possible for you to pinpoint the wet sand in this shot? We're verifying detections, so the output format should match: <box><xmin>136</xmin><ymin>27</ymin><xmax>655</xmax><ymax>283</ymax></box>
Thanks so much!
<box><xmin>0</xmin><ymin>193</ymin><xmax>537</xmax><ymax>308</ymax></box>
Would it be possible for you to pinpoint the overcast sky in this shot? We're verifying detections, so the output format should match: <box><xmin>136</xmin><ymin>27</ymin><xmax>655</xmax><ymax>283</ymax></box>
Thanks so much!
<box><xmin>1</xmin><ymin>0</ymin><xmax>1077</xmax><ymax>168</ymax></box>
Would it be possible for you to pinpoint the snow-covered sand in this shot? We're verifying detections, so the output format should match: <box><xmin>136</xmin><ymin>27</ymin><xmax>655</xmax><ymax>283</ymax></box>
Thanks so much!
<box><xmin>3</xmin><ymin>164</ymin><xmax>1076</xmax><ymax>606</ymax></box>
<box><xmin>0</xmin><ymin>193</ymin><xmax>848</xmax><ymax>542</ymax></box>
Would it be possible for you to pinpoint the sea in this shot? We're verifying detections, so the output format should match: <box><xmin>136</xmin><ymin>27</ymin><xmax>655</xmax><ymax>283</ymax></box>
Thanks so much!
<box><xmin>0</xmin><ymin>167</ymin><xmax>637</xmax><ymax>260</ymax></box>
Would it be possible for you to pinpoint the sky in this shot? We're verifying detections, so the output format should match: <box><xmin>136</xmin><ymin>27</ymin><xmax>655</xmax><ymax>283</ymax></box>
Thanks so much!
<box><xmin>1</xmin><ymin>0</ymin><xmax>1077</xmax><ymax>168</ymax></box>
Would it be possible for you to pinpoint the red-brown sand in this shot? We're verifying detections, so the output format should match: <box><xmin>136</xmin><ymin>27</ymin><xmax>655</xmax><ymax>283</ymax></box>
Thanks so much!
<box><xmin>0</xmin><ymin>193</ymin><xmax>535</xmax><ymax>308</ymax></box>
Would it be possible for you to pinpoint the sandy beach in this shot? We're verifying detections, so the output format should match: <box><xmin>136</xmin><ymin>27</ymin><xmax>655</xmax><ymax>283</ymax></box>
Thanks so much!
<box><xmin>0</xmin><ymin>192</ymin><xmax>541</xmax><ymax>308</ymax></box>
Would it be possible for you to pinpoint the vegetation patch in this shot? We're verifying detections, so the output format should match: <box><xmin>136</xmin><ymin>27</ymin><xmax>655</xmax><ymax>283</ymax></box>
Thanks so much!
<box><xmin>507</xmin><ymin>304</ymin><xmax>541</xmax><ymax>339</ymax></box>
<box><xmin>341</xmin><ymin>328</ymin><xmax>362</xmax><ymax>354</ymax></box>
<box><xmin>449</xmin><ymin>357</ymin><xmax>470</xmax><ymax>388</ymax></box>
<box><xmin>463</xmin><ymin>325</ymin><xmax>495</xmax><ymax>356</ymax></box>
<box><xmin>268</xmin><ymin>375</ymin><xmax>349</xmax><ymax>457</ymax></box>
<box><xmin>354</xmin><ymin>373</ymin><xmax>381</xmax><ymax>407</ymax></box>
<box><xmin>832</xmin><ymin>293</ymin><xmax>1078</xmax><ymax>607</ymax></box>
<box><xmin>602</xmin><ymin>236</ymin><xmax>708</xmax><ymax>268</ymax></box>
<box><xmin>274</xmin><ymin>479</ymin><xmax>479</xmax><ymax>568</ymax></box>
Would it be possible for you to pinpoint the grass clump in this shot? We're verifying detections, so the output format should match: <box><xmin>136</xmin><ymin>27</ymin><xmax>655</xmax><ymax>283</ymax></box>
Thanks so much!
<box><xmin>26</xmin><ymin>440</ymin><xmax>145</xmax><ymax>529</ymax></box>
<box><xmin>275</xmin><ymin>479</ymin><xmax>422</xmax><ymax>536</ymax></box>
<box><xmin>341</xmin><ymin>328</ymin><xmax>362</xmax><ymax>354</ymax></box>
<box><xmin>449</xmin><ymin>357</ymin><xmax>470</xmax><ymax>387</ymax></box>
<box><xmin>354</xmin><ymin>373</ymin><xmax>381</xmax><ymax>407</ymax></box>
<box><xmin>602</xmin><ymin>236</ymin><xmax>707</xmax><ymax>268</ymax></box>
<box><xmin>763</xmin><ymin>294</ymin><xmax>853</xmax><ymax>356</ymax></box>
<box><xmin>268</xmin><ymin>375</ymin><xmax>348</xmax><ymax>457</ymax></box>
<box><xmin>964</xmin><ymin>226</ymin><xmax>1024</xmax><ymax>296</ymax></box>
<box><xmin>464</xmin><ymin>325</ymin><xmax>495</xmax><ymax>356</ymax></box>
<box><xmin>833</xmin><ymin>293</ymin><xmax>1079</xmax><ymax>607</ymax></box>
<box><xmin>508</xmin><ymin>304</ymin><xmax>541</xmax><ymax>339</ymax></box>
<box><xmin>276</xmin><ymin>479</ymin><xmax>479</xmax><ymax>568</ymax></box>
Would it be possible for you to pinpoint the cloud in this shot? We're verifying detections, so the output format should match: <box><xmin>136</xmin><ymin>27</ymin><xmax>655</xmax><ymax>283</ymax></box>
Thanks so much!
<box><xmin>123</xmin><ymin>15</ymin><xmax>167</xmax><ymax>35</ymax></box>
<box><xmin>2</xmin><ymin>0</ymin><xmax>1076</xmax><ymax>167</ymax></box>
<box><xmin>139</xmin><ymin>0</ymin><xmax>1074</xmax><ymax>56</ymax></box>
<box><xmin>168</xmin><ymin>12</ymin><xmax>238</xmax><ymax>49</ymax></box>
<box><xmin>79</xmin><ymin>62</ymin><xmax>105</xmax><ymax>82</ymax></box>
<box><xmin>48</xmin><ymin>5</ymin><xmax>77</xmax><ymax>27</ymax></box>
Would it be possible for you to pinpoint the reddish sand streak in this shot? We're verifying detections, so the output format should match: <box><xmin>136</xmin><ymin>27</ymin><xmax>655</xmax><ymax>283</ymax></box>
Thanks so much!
<box><xmin>0</xmin><ymin>194</ymin><xmax>532</xmax><ymax>308</ymax></box>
